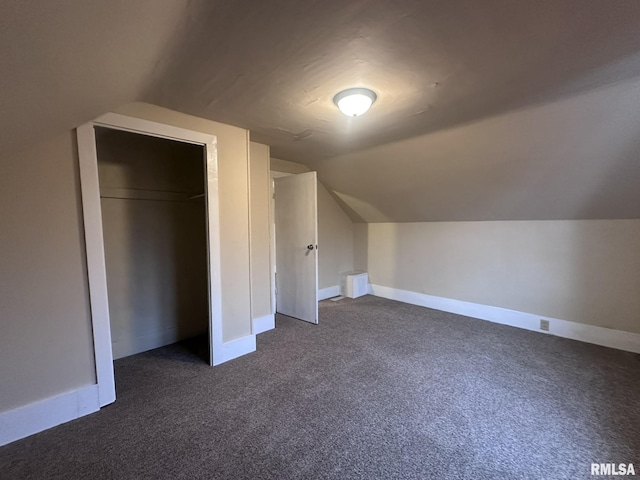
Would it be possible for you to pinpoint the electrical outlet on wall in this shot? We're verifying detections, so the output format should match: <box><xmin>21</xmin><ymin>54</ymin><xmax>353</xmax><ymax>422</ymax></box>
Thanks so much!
<box><xmin>540</xmin><ymin>319</ymin><xmax>550</xmax><ymax>332</ymax></box>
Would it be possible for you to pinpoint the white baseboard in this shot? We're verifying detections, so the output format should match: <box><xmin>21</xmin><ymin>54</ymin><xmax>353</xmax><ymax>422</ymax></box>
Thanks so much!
<box><xmin>318</xmin><ymin>285</ymin><xmax>341</xmax><ymax>301</ymax></box>
<box><xmin>253</xmin><ymin>314</ymin><xmax>275</xmax><ymax>335</ymax></box>
<box><xmin>370</xmin><ymin>284</ymin><xmax>640</xmax><ymax>354</ymax></box>
<box><xmin>220</xmin><ymin>334</ymin><xmax>256</xmax><ymax>363</ymax></box>
<box><xmin>0</xmin><ymin>384</ymin><xmax>100</xmax><ymax>447</ymax></box>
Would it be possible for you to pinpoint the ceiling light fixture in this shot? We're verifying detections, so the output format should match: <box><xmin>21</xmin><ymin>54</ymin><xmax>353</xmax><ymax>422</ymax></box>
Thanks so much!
<box><xmin>333</xmin><ymin>88</ymin><xmax>377</xmax><ymax>117</ymax></box>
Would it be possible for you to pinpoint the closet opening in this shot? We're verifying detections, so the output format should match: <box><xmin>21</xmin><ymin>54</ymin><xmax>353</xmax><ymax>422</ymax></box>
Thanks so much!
<box><xmin>95</xmin><ymin>127</ymin><xmax>210</xmax><ymax>366</ymax></box>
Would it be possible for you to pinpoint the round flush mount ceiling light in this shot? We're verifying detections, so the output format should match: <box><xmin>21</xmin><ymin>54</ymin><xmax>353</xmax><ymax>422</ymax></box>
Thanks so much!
<box><xmin>333</xmin><ymin>88</ymin><xmax>377</xmax><ymax>117</ymax></box>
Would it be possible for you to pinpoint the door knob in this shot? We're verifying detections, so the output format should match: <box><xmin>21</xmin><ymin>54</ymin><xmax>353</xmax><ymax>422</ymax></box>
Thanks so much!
<box><xmin>307</xmin><ymin>244</ymin><xmax>314</xmax><ymax>250</ymax></box>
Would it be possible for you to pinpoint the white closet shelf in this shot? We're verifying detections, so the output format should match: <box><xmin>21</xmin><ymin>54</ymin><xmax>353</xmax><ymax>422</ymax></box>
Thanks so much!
<box><xmin>100</xmin><ymin>187</ymin><xmax>205</xmax><ymax>203</ymax></box>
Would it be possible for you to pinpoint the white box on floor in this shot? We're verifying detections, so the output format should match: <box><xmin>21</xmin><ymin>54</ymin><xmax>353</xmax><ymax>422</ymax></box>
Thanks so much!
<box><xmin>341</xmin><ymin>271</ymin><xmax>369</xmax><ymax>299</ymax></box>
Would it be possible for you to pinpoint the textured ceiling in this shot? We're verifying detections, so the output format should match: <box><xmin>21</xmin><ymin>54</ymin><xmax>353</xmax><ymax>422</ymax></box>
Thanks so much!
<box><xmin>149</xmin><ymin>0</ymin><xmax>640</xmax><ymax>161</ymax></box>
<box><xmin>1</xmin><ymin>0</ymin><xmax>640</xmax><ymax>221</ymax></box>
<box><xmin>311</xmin><ymin>77</ymin><xmax>640</xmax><ymax>222</ymax></box>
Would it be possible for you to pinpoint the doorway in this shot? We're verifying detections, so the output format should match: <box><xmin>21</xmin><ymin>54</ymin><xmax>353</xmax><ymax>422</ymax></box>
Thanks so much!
<box><xmin>77</xmin><ymin>113</ymin><xmax>223</xmax><ymax>408</ymax></box>
<box><xmin>95</xmin><ymin>128</ymin><xmax>210</xmax><ymax>363</ymax></box>
<box><xmin>272</xmin><ymin>171</ymin><xmax>319</xmax><ymax>324</ymax></box>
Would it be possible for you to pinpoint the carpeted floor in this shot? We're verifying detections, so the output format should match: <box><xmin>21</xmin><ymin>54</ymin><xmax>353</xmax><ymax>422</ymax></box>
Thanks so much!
<box><xmin>1</xmin><ymin>295</ymin><xmax>639</xmax><ymax>479</ymax></box>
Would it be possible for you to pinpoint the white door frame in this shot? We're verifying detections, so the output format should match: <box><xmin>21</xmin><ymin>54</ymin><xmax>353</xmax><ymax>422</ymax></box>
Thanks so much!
<box><xmin>77</xmin><ymin>113</ymin><xmax>223</xmax><ymax>408</ymax></box>
<box><xmin>269</xmin><ymin>170</ymin><xmax>292</xmax><ymax>313</ymax></box>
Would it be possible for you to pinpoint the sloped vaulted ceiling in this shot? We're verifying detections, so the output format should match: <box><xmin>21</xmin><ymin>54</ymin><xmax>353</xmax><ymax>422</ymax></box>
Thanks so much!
<box><xmin>2</xmin><ymin>0</ymin><xmax>640</xmax><ymax>222</ymax></box>
<box><xmin>0</xmin><ymin>0</ymin><xmax>197</xmax><ymax>153</ymax></box>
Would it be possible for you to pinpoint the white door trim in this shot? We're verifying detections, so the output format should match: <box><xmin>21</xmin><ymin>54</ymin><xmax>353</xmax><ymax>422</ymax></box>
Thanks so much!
<box><xmin>77</xmin><ymin>113</ymin><xmax>223</xmax><ymax>408</ymax></box>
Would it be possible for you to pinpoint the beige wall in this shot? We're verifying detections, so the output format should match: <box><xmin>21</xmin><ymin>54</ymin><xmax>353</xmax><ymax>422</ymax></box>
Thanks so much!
<box><xmin>270</xmin><ymin>158</ymin><xmax>354</xmax><ymax>290</ymax></box>
<box><xmin>97</xmin><ymin>129</ymin><xmax>209</xmax><ymax>359</ymax></box>
<box><xmin>353</xmin><ymin>223</ymin><xmax>369</xmax><ymax>272</ymax></box>
<box><xmin>359</xmin><ymin>220</ymin><xmax>640</xmax><ymax>334</ymax></box>
<box><xmin>249</xmin><ymin>142</ymin><xmax>273</xmax><ymax>320</ymax></box>
<box><xmin>114</xmin><ymin>103</ymin><xmax>252</xmax><ymax>342</ymax></box>
<box><xmin>0</xmin><ymin>133</ymin><xmax>96</xmax><ymax>412</ymax></box>
<box><xmin>270</xmin><ymin>157</ymin><xmax>310</xmax><ymax>175</ymax></box>
<box><xmin>0</xmin><ymin>102</ymin><xmax>255</xmax><ymax>414</ymax></box>
<box><xmin>317</xmin><ymin>183</ymin><xmax>354</xmax><ymax>289</ymax></box>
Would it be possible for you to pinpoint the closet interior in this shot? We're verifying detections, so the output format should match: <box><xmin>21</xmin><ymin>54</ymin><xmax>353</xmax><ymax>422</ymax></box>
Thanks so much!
<box><xmin>95</xmin><ymin>127</ymin><xmax>210</xmax><ymax>364</ymax></box>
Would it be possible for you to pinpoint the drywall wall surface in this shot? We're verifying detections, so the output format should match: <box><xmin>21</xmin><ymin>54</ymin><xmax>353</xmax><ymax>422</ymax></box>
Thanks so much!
<box><xmin>96</xmin><ymin>127</ymin><xmax>204</xmax><ymax>193</ymax></box>
<box><xmin>270</xmin><ymin>157</ymin><xmax>310</xmax><ymax>174</ymax></box>
<box><xmin>114</xmin><ymin>102</ymin><xmax>251</xmax><ymax>342</ymax></box>
<box><xmin>317</xmin><ymin>183</ymin><xmax>354</xmax><ymax>289</ymax></box>
<box><xmin>0</xmin><ymin>132</ymin><xmax>96</xmax><ymax>412</ymax></box>
<box><xmin>353</xmin><ymin>223</ymin><xmax>369</xmax><ymax>272</ymax></box>
<box><xmin>97</xmin><ymin>129</ymin><xmax>209</xmax><ymax>359</ymax></box>
<box><xmin>365</xmin><ymin>220</ymin><xmax>640</xmax><ymax>333</ymax></box>
<box><xmin>101</xmin><ymin>200</ymin><xmax>208</xmax><ymax>358</ymax></box>
<box><xmin>249</xmin><ymin>142</ymin><xmax>273</xmax><ymax>319</ymax></box>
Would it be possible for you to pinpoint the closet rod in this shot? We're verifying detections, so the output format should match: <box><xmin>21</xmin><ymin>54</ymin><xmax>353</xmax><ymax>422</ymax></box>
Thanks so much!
<box><xmin>100</xmin><ymin>195</ymin><xmax>204</xmax><ymax>204</ymax></box>
<box><xmin>99</xmin><ymin>187</ymin><xmax>204</xmax><ymax>203</ymax></box>
<box><xmin>101</xmin><ymin>186</ymin><xmax>203</xmax><ymax>194</ymax></box>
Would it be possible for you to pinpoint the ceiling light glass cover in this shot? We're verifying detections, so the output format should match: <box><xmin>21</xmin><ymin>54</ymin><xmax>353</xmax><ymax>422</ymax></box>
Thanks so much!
<box><xmin>333</xmin><ymin>88</ymin><xmax>377</xmax><ymax>117</ymax></box>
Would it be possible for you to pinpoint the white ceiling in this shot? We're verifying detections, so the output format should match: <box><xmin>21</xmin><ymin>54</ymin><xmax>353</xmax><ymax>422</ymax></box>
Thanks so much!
<box><xmin>2</xmin><ymin>0</ymin><xmax>640</xmax><ymax>221</ymax></box>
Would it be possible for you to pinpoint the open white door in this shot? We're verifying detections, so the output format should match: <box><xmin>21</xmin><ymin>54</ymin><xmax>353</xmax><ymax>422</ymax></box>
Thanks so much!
<box><xmin>274</xmin><ymin>172</ymin><xmax>318</xmax><ymax>324</ymax></box>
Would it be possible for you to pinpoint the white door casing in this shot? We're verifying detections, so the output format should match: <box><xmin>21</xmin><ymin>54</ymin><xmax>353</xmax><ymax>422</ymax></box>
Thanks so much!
<box><xmin>77</xmin><ymin>113</ymin><xmax>223</xmax><ymax>407</ymax></box>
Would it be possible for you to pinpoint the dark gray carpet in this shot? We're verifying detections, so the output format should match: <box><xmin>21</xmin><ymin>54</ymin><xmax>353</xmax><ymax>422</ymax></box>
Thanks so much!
<box><xmin>2</xmin><ymin>295</ymin><xmax>639</xmax><ymax>479</ymax></box>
